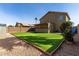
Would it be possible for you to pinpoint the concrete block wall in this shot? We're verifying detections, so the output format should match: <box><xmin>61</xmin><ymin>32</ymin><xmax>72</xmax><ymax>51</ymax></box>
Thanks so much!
<box><xmin>7</xmin><ymin>27</ymin><xmax>30</xmax><ymax>33</ymax></box>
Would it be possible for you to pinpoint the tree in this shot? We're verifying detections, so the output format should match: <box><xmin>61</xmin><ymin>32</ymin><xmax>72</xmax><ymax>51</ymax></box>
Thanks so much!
<box><xmin>35</xmin><ymin>17</ymin><xmax>38</xmax><ymax>24</ymax></box>
<box><xmin>60</xmin><ymin>21</ymin><xmax>73</xmax><ymax>33</ymax></box>
<box><xmin>60</xmin><ymin>21</ymin><xmax>75</xmax><ymax>43</ymax></box>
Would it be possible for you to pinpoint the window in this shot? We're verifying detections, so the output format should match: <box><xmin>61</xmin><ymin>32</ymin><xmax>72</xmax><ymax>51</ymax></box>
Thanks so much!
<box><xmin>58</xmin><ymin>15</ymin><xmax>64</xmax><ymax>20</ymax></box>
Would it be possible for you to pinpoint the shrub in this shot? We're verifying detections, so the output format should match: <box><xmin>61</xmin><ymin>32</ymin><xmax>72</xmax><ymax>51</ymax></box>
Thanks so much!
<box><xmin>60</xmin><ymin>21</ymin><xmax>75</xmax><ymax>43</ymax></box>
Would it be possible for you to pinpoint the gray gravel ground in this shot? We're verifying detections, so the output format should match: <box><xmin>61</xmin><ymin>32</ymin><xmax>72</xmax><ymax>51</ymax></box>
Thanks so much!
<box><xmin>53</xmin><ymin>34</ymin><xmax>79</xmax><ymax>56</ymax></box>
<box><xmin>0</xmin><ymin>33</ymin><xmax>43</xmax><ymax>56</ymax></box>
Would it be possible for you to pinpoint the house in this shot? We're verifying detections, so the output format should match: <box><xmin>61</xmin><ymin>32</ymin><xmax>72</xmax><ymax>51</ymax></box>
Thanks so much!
<box><xmin>15</xmin><ymin>22</ymin><xmax>30</xmax><ymax>27</ymax></box>
<box><xmin>0</xmin><ymin>24</ymin><xmax>6</xmax><ymax>34</ymax></box>
<box><xmin>35</xmin><ymin>11</ymin><xmax>70</xmax><ymax>33</ymax></box>
<box><xmin>8</xmin><ymin>25</ymin><xmax>14</xmax><ymax>27</ymax></box>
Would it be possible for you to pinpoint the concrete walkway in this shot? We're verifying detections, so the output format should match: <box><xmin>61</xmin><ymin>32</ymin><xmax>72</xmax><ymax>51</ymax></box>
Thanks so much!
<box><xmin>53</xmin><ymin>34</ymin><xmax>79</xmax><ymax>56</ymax></box>
<box><xmin>0</xmin><ymin>33</ymin><xmax>43</xmax><ymax>56</ymax></box>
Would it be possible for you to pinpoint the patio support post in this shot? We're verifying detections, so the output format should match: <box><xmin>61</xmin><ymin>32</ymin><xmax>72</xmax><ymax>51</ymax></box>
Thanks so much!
<box><xmin>48</xmin><ymin>22</ymin><xmax>51</xmax><ymax>33</ymax></box>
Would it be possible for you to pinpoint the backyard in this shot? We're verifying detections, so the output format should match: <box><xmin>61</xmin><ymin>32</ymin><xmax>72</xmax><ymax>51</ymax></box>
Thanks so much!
<box><xmin>12</xmin><ymin>32</ymin><xmax>64</xmax><ymax>53</ymax></box>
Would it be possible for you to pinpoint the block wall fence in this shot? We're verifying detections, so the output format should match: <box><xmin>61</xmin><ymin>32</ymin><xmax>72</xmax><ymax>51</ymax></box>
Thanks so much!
<box><xmin>7</xmin><ymin>27</ymin><xmax>30</xmax><ymax>33</ymax></box>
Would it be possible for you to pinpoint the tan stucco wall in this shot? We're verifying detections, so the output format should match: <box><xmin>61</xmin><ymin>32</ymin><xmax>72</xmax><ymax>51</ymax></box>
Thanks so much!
<box><xmin>65</xmin><ymin>15</ymin><xmax>70</xmax><ymax>21</ymax></box>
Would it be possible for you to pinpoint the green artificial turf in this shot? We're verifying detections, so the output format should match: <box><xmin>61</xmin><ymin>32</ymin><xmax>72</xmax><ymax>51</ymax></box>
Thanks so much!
<box><xmin>12</xmin><ymin>32</ymin><xmax>64</xmax><ymax>53</ymax></box>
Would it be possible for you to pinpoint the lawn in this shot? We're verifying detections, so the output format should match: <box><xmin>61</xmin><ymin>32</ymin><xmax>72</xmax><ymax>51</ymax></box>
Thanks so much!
<box><xmin>12</xmin><ymin>32</ymin><xmax>64</xmax><ymax>53</ymax></box>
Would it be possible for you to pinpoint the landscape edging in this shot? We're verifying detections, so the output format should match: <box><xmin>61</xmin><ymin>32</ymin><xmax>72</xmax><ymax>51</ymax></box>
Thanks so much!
<box><xmin>50</xmin><ymin>39</ymin><xmax>65</xmax><ymax>55</ymax></box>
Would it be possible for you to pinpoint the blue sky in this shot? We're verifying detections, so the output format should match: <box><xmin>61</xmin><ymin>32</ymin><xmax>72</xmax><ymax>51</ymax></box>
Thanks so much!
<box><xmin>0</xmin><ymin>3</ymin><xmax>79</xmax><ymax>26</ymax></box>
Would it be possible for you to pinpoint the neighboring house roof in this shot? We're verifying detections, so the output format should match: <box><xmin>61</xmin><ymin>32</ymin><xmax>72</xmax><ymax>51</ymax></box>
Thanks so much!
<box><xmin>0</xmin><ymin>24</ymin><xmax>6</xmax><ymax>26</ymax></box>
<box><xmin>40</xmin><ymin>11</ymin><xmax>70</xmax><ymax>20</ymax></box>
<box><xmin>15</xmin><ymin>22</ymin><xmax>30</xmax><ymax>27</ymax></box>
<box><xmin>8</xmin><ymin>25</ymin><xmax>14</xmax><ymax>27</ymax></box>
